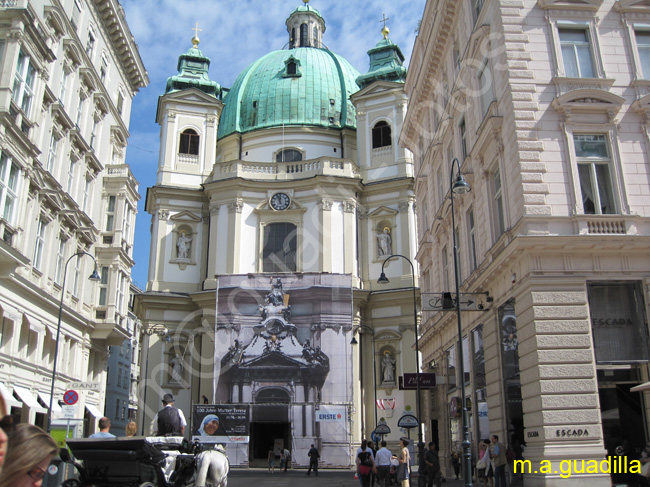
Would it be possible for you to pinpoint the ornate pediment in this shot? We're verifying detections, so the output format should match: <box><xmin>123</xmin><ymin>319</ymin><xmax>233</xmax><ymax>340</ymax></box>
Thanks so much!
<box><xmin>615</xmin><ymin>0</ymin><xmax>650</xmax><ymax>12</ymax></box>
<box><xmin>367</xmin><ymin>206</ymin><xmax>399</xmax><ymax>218</ymax></box>
<box><xmin>551</xmin><ymin>89</ymin><xmax>624</xmax><ymax>122</ymax></box>
<box><xmin>538</xmin><ymin>0</ymin><xmax>603</xmax><ymax>11</ymax></box>
<box><xmin>170</xmin><ymin>210</ymin><xmax>202</xmax><ymax>223</ymax></box>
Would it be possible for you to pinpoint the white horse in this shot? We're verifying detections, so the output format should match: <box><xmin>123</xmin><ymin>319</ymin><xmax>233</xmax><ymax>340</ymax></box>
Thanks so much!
<box><xmin>195</xmin><ymin>446</ymin><xmax>229</xmax><ymax>487</ymax></box>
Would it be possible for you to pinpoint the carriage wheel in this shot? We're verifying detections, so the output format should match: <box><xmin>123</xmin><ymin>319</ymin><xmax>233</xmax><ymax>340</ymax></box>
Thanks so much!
<box><xmin>138</xmin><ymin>483</ymin><xmax>156</xmax><ymax>487</ymax></box>
<box><xmin>61</xmin><ymin>480</ymin><xmax>82</xmax><ymax>487</ymax></box>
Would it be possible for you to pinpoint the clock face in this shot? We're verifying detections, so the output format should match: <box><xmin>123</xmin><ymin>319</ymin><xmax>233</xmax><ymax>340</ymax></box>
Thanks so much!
<box><xmin>270</xmin><ymin>193</ymin><xmax>291</xmax><ymax>211</ymax></box>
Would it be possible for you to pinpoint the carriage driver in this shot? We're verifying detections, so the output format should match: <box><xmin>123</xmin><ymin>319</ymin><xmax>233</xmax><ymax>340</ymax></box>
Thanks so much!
<box><xmin>151</xmin><ymin>393</ymin><xmax>187</xmax><ymax>436</ymax></box>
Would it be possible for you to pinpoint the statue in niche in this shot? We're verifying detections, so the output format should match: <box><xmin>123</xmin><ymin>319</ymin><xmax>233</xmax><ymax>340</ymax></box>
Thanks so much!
<box><xmin>170</xmin><ymin>354</ymin><xmax>184</xmax><ymax>383</ymax></box>
<box><xmin>377</xmin><ymin>228</ymin><xmax>392</xmax><ymax>256</ymax></box>
<box><xmin>177</xmin><ymin>231</ymin><xmax>193</xmax><ymax>260</ymax></box>
<box><xmin>382</xmin><ymin>351</ymin><xmax>396</xmax><ymax>383</ymax></box>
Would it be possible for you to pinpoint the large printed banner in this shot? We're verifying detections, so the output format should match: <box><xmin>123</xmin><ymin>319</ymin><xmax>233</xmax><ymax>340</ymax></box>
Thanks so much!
<box><xmin>192</xmin><ymin>405</ymin><xmax>250</xmax><ymax>443</ymax></box>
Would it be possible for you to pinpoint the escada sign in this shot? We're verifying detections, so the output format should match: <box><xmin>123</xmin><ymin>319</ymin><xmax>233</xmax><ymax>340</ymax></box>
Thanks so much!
<box><xmin>592</xmin><ymin>318</ymin><xmax>634</xmax><ymax>326</ymax></box>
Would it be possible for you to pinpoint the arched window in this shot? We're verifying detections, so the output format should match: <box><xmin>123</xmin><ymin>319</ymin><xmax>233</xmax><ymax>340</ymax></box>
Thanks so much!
<box><xmin>290</xmin><ymin>28</ymin><xmax>296</xmax><ymax>49</ymax></box>
<box><xmin>300</xmin><ymin>23</ymin><xmax>308</xmax><ymax>47</ymax></box>
<box><xmin>275</xmin><ymin>149</ymin><xmax>302</xmax><ymax>162</ymax></box>
<box><xmin>313</xmin><ymin>26</ymin><xmax>319</xmax><ymax>47</ymax></box>
<box><xmin>372</xmin><ymin>121</ymin><xmax>392</xmax><ymax>148</ymax></box>
<box><xmin>287</xmin><ymin>61</ymin><xmax>297</xmax><ymax>76</ymax></box>
<box><xmin>179</xmin><ymin>129</ymin><xmax>199</xmax><ymax>155</ymax></box>
<box><xmin>263</xmin><ymin>222</ymin><xmax>297</xmax><ymax>272</ymax></box>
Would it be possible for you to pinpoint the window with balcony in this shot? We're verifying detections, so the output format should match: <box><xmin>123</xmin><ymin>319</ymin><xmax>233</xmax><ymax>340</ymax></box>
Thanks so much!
<box><xmin>372</xmin><ymin>121</ymin><xmax>392</xmax><ymax>149</ymax></box>
<box><xmin>12</xmin><ymin>49</ymin><xmax>36</xmax><ymax>117</ymax></box>
<box><xmin>179</xmin><ymin>129</ymin><xmax>199</xmax><ymax>155</ymax></box>
<box><xmin>574</xmin><ymin>134</ymin><xmax>615</xmax><ymax>214</ymax></box>
<box><xmin>262</xmin><ymin>222</ymin><xmax>297</xmax><ymax>272</ymax></box>
<box><xmin>275</xmin><ymin>149</ymin><xmax>302</xmax><ymax>162</ymax></box>
<box><xmin>116</xmin><ymin>272</ymin><xmax>126</xmax><ymax>314</ymax></box>
<box><xmin>0</xmin><ymin>153</ymin><xmax>19</xmax><ymax>225</ymax></box>
<box><xmin>559</xmin><ymin>27</ymin><xmax>595</xmax><ymax>78</ymax></box>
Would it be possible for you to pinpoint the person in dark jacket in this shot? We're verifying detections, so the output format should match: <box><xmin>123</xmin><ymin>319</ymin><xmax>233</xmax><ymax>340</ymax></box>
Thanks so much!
<box><xmin>151</xmin><ymin>393</ymin><xmax>187</xmax><ymax>436</ymax></box>
<box><xmin>307</xmin><ymin>444</ymin><xmax>320</xmax><ymax>476</ymax></box>
<box><xmin>424</xmin><ymin>442</ymin><xmax>441</xmax><ymax>487</ymax></box>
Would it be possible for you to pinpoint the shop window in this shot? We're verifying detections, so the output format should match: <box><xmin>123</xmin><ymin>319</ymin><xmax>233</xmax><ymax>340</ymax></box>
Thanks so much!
<box><xmin>263</xmin><ymin>222</ymin><xmax>297</xmax><ymax>272</ymax></box>
<box><xmin>179</xmin><ymin>129</ymin><xmax>199</xmax><ymax>155</ymax></box>
<box><xmin>574</xmin><ymin>134</ymin><xmax>616</xmax><ymax>214</ymax></box>
<box><xmin>372</xmin><ymin>121</ymin><xmax>392</xmax><ymax>148</ymax></box>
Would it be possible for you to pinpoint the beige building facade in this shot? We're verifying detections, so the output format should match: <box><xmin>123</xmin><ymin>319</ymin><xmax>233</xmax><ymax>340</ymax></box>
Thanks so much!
<box><xmin>0</xmin><ymin>0</ymin><xmax>147</xmax><ymax>437</ymax></box>
<box><xmin>403</xmin><ymin>0</ymin><xmax>650</xmax><ymax>485</ymax></box>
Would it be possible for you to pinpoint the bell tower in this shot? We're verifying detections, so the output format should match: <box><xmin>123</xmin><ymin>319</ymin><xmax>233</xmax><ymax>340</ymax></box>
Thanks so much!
<box><xmin>285</xmin><ymin>0</ymin><xmax>326</xmax><ymax>48</ymax></box>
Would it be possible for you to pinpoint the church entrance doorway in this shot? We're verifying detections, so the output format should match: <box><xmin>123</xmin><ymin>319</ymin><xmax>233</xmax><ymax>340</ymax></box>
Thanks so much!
<box><xmin>250</xmin><ymin>422</ymin><xmax>291</xmax><ymax>461</ymax></box>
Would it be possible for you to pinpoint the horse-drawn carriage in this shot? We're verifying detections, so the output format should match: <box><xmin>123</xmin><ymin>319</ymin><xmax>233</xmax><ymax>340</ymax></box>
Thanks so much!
<box><xmin>59</xmin><ymin>436</ymin><xmax>228</xmax><ymax>487</ymax></box>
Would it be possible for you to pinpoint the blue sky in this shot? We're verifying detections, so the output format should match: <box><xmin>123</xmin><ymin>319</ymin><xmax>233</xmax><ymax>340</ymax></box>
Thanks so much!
<box><xmin>120</xmin><ymin>0</ymin><xmax>427</xmax><ymax>288</ymax></box>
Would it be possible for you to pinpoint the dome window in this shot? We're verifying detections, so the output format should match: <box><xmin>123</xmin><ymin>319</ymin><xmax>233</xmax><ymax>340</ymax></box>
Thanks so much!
<box><xmin>372</xmin><ymin>121</ymin><xmax>392</xmax><ymax>148</ymax></box>
<box><xmin>179</xmin><ymin>128</ymin><xmax>199</xmax><ymax>155</ymax></box>
<box><xmin>276</xmin><ymin>149</ymin><xmax>303</xmax><ymax>163</ymax></box>
<box><xmin>300</xmin><ymin>23</ymin><xmax>309</xmax><ymax>47</ymax></box>
<box><xmin>283</xmin><ymin>56</ymin><xmax>302</xmax><ymax>78</ymax></box>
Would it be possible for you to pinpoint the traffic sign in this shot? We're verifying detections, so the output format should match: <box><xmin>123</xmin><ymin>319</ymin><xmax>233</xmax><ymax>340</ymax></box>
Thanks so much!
<box><xmin>63</xmin><ymin>390</ymin><xmax>78</xmax><ymax>405</ymax></box>
<box><xmin>61</xmin><ymin>405</ymin><xmax>76</xmax><ymax>419</ymax></box>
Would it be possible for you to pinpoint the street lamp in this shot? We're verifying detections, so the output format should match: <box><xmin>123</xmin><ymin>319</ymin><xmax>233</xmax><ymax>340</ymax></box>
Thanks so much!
<box><xmin>449</xmin><ymin>157</ymin><xmax>472</xmax><ymax>487</ymax></box>
<box><xmin>377</xmin><ymin>255</ymin><xmax>423</xmax><ymax>487</ymax></box>
<box><xmin>47</xmin><ymin>251</ymin><xmax>100</xmax><ymax>433</ymax></box>
<box><xmin>351</xmin><ymin>324</ymin><xmax>377</xmax><ymax>436</ymax></box>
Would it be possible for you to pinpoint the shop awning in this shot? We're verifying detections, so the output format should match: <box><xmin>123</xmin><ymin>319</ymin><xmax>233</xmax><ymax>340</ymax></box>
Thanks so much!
<box><xmin>85</xmin><ymin>403</ymin><xmax>103</xmax><ymax>418</ymax></box>
<box><xmin>630</xmin><ymin>382</ymin><xmax>650</xmax><ymax>392</ymax></box>
<box><xmin>0</xmin><ymin>382</ymin><xmax>22</xmax><ymax>410</ymax></box>
<box><xmin>13</xmin><ymin>386</ymin><xmax>48</xmax><ymax>414</ymax></box>
<box><xmin>37</xmin><ymin>392</ymin><xmax>61</xmax><ymax>413</ymax></box>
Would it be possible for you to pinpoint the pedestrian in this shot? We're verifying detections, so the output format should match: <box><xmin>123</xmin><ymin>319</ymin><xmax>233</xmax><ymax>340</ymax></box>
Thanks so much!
<box><xmin>125</xmin><ymin>421</ymin><xmax>137</xmax><ymax>437</ymax></box>
<box><xmin>396</xmin><ymin>437</ymin><xmax>410</xmax><ymax>487</ymax></box>
<box><xmin>0</xmin><ymin>423</ymin><xmax>58</xmax><ymax>487</ymax></box>
<box><xmin>375</xmin><ymin>440</ymin><xmax>393</xmax><ymax>487</ymax></box>
<box><xmin>282</xmin><ymin>446</ymin><xmax>291</xmax><ymax>472</ymax></box>
<box><xmin>268</xmin><ymin>449</ymin><xmax>275</xmax><ymax>474</ymax></box>
<box><xmin>0</xmin><ymin>392</ymin><xmax>9</xmax><ymax>474</ymax></box>
<box><xmin>151</xmin><ymin>393</ymin><xmax>186</xmax><ymax>436</ymax></box>
<box><xmin>89</xmin><ymin>417</ymin><xmax>115</xmax><ymax>438</ymax></box>
<box><xmin>490</xmin><ymin>435</ymin><xmax>507</xmax><ymax>487</ymax></box>
<box><xmin>476</xmin><ymin>440</ymin><xmax>493</xmax><ymax>487</ymax></box>
<box><xmin>357</xmin><ymin>439</ymin><xmax>377</xmax><ymax>487</ymax></box>
<box><xmin>368</xmin><ymin>440</ymin><xmax>378</xmax><ymax>487</ymax></box>
<box><xmin>451</xmin><ymin>449</ymin><xmax>460</xmax><ymax>479</ymax></box>
<box><xmin>424</xmin><ymin>442</ymin><xmax>441</xmax><ymax>487</ymax></box>
<box><xmin>306</xmin><ymin>443</ymin><xmax>320</xmax><ymax>476</ymax></box>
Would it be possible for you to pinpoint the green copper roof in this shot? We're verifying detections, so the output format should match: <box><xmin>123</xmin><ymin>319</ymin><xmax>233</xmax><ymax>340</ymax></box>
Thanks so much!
<box><xmin>356</xmin><ymin>38</ymin><xmax>407</xmax><ymax>88</ymax></box>
<box><xmin>218</xmin><ymin>47</ymin><xmax>360</xmax><ymax>139</ymax></box>
<box><xmin>165</xmin><ymin>44</ymin><xmax>221</xmax><ymax>97</ymax></box>
<box><xmin>289</xmin><ymin>4</ymin><xmax>324</xmax><ymax>22</ymax></box>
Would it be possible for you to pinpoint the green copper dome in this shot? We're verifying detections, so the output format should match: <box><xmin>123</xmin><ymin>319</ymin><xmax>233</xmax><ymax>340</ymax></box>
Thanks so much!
<box><xmin>165</xmin><ymin>43</ymin><xmax>221</xmax><ymax>97</ymax></box>
<box><xmin>217</xmin><ymin>47</ymin><xmax>360</xmax><ymax>139</ymax></box>
<box><xmin>289</xmin><ymin>4</ymin><xmax>324</xmax><ymax>22</ymax></box>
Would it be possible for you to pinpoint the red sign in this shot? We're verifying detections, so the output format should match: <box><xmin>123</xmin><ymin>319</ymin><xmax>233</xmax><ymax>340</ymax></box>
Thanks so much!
<box><xmin>63</xmin><ymin>390</ymin><xmax>78</xmax><ymax>405</ymax></box>
<box><xmin>399</xmin><ymin>373</ymin><xmax>436</xmax><ymax>390</ymax></box>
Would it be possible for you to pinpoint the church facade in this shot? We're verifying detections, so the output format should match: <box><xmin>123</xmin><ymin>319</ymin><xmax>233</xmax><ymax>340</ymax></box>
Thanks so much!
<box><xmin>135</xmin><ymin>3</ymin><xmax>422</xmax><ymax>466</ymax></box>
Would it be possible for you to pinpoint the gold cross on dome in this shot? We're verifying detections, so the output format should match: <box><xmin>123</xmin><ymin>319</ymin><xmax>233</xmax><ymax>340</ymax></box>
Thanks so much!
<box><xmin>192</xmin><ymin>22</ymin><xmax>202</xmax><ymax>38</ymax></box>
<box><xmin>379</xmin><ymin>13</ymin><xmax>390</xmax><ymax>29</ymax></box>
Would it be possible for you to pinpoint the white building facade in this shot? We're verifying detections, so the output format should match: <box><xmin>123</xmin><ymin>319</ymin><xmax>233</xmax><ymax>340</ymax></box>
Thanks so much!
<box><xmin>0</xmin><ymin>0</ymin><xmax>147</xmax><ymax>438</ymax></box>
<box><xmin>403</xmin><ymin>0</ymin><xmax>650</xmax><ymax>485</ymax></box>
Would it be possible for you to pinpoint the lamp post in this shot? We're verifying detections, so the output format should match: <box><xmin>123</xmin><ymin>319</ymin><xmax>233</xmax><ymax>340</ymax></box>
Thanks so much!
<box><xmin>47</xmin><ymin>251</ymin><xmax>100</xmax><ymax>434</ymax></box>
<box><xmin>449</xmin><ymin>157</ymin><xmax>472</xmax><ymax>487</ymax></box>
<box><xmin>377</xmin><ymin>255</ymin><xmax>423</xmax><ymax>487</ymax></box>
<box><xmin>351</xmin><ymin>324</ymin><xmax>377</xmax><ymax>436</ymax></box>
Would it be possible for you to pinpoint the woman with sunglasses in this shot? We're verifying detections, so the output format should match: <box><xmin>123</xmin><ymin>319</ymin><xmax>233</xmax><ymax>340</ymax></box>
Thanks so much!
<box><xmin>0</xmin><ymin>423</ymin><xmax>58</xmax><ymax>487</ymax></box>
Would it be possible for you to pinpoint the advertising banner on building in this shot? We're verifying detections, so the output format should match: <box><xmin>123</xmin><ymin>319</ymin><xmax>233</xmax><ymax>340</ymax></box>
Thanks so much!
<box><xmin>192</xmin><ymin>405</ymin><xmax>250</xmax><ymax>443</ymax></box>
<box><xmin>315</xmin><ymin>405</ymin><xmax>347</xmax><ymax>422</ymax></box>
